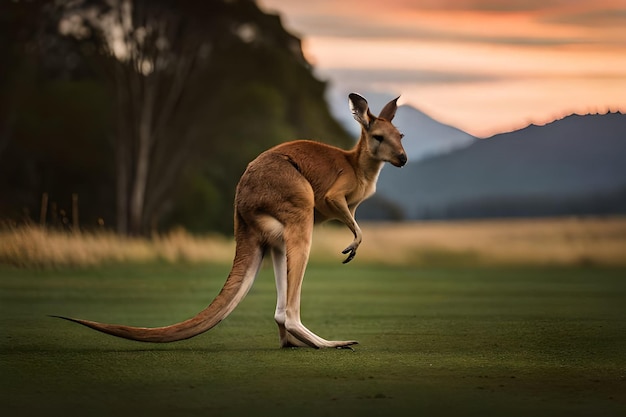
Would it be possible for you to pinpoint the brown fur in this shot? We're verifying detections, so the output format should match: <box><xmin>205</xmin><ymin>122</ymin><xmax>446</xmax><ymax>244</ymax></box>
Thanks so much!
<box><xmin>55</xmin><ymin>93</ymin><xmax>407</xmax><ymax>348</ymax></box>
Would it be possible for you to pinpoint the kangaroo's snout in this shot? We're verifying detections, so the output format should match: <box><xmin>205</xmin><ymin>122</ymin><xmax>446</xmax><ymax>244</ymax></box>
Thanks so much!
<box><xmin>394</xmin><ymin>152</ymin><xmax>407</xmax><ymax>167</ymax></box>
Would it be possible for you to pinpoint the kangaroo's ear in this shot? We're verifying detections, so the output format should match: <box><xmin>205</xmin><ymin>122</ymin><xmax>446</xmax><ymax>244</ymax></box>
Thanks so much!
<box><xmin>349</xmin><ymin>93</ymin><xmax>373</xmax><ymax>129</ymax></box>
<box><xmin>379</xmin><ymin>96</ymin><xmax>400</xmax><ymax>122</ymax></box>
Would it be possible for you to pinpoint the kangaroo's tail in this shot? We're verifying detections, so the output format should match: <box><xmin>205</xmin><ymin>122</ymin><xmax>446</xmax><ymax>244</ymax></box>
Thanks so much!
<box><xmin>52</xmin><ymin>237</ymin><xmax>264</xmax><ymax>343</ymax></box>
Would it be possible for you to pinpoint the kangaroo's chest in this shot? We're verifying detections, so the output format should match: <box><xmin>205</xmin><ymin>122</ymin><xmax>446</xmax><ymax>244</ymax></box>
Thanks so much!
<box><xmin>344</xmin><ymin>172</ymin><xmax>380</xmax><ymax>211</ymax></box>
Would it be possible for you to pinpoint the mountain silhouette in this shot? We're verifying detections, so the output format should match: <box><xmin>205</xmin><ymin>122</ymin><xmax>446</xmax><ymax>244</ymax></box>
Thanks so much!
<box><xmin>360</xmin><ymin>112</ymin><xmax>626</xmax><ymax>220</ymax></box>
<box><xmin>394</xmin><ymin>103</ymin><xmax>476</xmax><ymax>161</ymax></box>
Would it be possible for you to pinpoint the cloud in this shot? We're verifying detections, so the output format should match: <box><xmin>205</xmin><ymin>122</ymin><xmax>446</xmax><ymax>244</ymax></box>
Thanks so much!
<box><xmin>396</xmin><ymin>0</ymin><xmax>574</xmax><ymax>12</ymax></box>
<box><xmin>541</xmin><ymin>8</ymin><xmax>626</xmax><ymax>28</ymax></box>
<box><xmin>318</xmin><ymin>68</ymin><xmax>502</xmax><ymax>86</ymax></box>
<box><xmin>259</xmin><ymin>0</ymin><xmax>626</xmax><ymax>136</ymax></box>
<box><xmin>295</xmin><ymin>15</ymin><xmax>596</xmax><ymax>47</ymax></box>
<box><xmin>263</xmin><ymin>0</ymin><xmax>577</xmax><ymax>14</ymax></box>
<box><xmin>263</xmin><ymin>0</ymin><xmax>625</xmax><ymax>49</ymax></box>
<box><xmin>318</xmin><ymin>67</ymin><xmax>626</xmax><ymax>93</ymax></box>
<box><xmin>266</xmin><ymin>3</ymin><xmax>624</xmax><ymax>50</ymax></box>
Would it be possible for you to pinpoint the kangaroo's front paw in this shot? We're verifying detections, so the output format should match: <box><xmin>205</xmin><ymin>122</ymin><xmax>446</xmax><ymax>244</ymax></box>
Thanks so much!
<box><xmin>341</xmin><ymin>245</ymin><xmax>357</xmax><ymax>264</ymax></box>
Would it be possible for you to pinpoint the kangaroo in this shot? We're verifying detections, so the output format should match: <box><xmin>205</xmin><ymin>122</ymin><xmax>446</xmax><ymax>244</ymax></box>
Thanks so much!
<box><xmin>54</xmin><ymin>93</ymin><xmax>407</xmax><ymax>348</ymax></box>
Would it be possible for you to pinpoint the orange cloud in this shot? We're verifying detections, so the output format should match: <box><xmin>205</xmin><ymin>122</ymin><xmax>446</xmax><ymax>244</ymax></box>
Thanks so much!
<box><xmin>260</xmin><ymin>0</ymin><xmax>626</xmax><ymax>136</ymax></box>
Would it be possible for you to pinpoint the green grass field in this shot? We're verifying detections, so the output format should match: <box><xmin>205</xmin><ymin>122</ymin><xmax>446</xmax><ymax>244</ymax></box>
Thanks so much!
<box><xmin>1</xmin><ymin>262</ymin><xmax>625</xmax><ymax>416</ymax></box>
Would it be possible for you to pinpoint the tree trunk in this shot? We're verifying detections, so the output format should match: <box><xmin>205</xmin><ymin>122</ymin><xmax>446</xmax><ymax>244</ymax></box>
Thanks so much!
<box><xmin>128</xmin><ymin>80</ymin><xmax>156</xmax><ymax>235</ymax></box>
<box><xmin>116</xmin><ymin>139</ymin><xmax>129</xmax><ymax>235</ymax></box>
<box><xmin>114</xmin><ymin>64</ymin><xmax>131</xmax><ymax>235</ymax></box>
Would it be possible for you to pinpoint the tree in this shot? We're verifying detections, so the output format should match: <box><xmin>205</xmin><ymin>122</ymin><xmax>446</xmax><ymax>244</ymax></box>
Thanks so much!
<box><xmin>1</xmin><ymin>0</ymin><xmax>351</xmax><ymax>234</ymax></box>
<box><xmin>59</xmin><ymin>1</ymin><xmax>202</xmax><ymax>234</ymax></box>
<box><xmin>58</xmin><ymin>0</ymin><xmax>325</xmax><ymax>235</ymax></box>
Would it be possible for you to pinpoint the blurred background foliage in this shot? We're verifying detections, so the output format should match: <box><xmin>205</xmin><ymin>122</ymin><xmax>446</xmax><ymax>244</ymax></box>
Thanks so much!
<box><xmin>0</xmin><ymin>0</ymin><xmax>351</xmax><ymax>236</ymax></box>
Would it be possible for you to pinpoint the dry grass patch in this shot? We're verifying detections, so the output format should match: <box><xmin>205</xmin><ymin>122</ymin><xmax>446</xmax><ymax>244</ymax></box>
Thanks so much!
<box><xmin>0</xmin><ymin>225</ymin><xmax>234</xmax><ymax>268</ymax></box>
<box><xmin>1</xmin><ymin>217</ymin><xmax>625</xmax><ymax>268</ymax></box>
<box><xmin>352</xmin><ymin>217</ymin><xmax>626</xmax><ymax>267</ymax></box>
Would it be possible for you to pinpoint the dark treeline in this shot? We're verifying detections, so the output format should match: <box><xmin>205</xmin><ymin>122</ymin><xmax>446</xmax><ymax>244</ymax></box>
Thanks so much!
<box><xmin>359</xmin><ymin>189</ymin><xmax>626</xmax><ymax>222</ymax></box>
<box><xmin>413</xmin><ymin>190</ymin><xmax>626</xmax><ymax>220</ymax></box>
<box><xmin>0</xmin><ymin>0</ymin><xmax>351</xmax><ymax>236</ymax></box>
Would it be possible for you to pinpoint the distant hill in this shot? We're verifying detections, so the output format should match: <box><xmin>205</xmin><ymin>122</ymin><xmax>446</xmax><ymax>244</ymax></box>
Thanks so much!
<box><xmin>326</xmin><ymin>90</ymin><xmax>475</xmax><ymax>161</ymax></box>
<box><xmin>359</xmin><ymin>112</ymin><xmax>626</xmax><ymax>220</ymax></box>
<box><xmin>394</xmin><ymin>103</ymin><xmax>476</xmax><ymax>161</ymax></box>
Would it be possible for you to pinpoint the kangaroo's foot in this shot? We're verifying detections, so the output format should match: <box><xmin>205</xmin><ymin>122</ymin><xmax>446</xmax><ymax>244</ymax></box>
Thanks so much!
<box><xmin>280</xmin><ymin>333</ymin><xmax>358</xmax><ymax>349</ymax></box>
<box><xmin>278</xmin><ymin>326</ymin><xmax>310</xmax><ymax>348</ymax></box>
<box><xmin>279</xmin><ymin>321</ymin><xmax>358</xmax><ymax>349</ymax></box>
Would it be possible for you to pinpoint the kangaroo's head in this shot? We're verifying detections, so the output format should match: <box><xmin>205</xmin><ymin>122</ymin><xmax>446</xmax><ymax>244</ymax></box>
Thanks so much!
<box><xmin>349</xmin><ymin>93</ymin><xmax>407</xmax><ymax>167</ymax></box>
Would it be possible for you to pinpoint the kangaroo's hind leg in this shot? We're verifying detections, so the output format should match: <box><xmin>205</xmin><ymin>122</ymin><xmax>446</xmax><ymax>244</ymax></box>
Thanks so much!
<box><xmin>279</xmin><ymin>216</ymin><xmax>358</xmax><ymax>349</ymax></box>
<box><xmin>272</xmin><ymin>243</ymin><xmax>308</xmax><ymax>348</ymax></box>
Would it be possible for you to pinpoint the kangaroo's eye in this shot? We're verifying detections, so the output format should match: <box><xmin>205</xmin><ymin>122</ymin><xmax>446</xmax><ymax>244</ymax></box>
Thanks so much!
<box><xmin>373</xmin><ymin>134</ymin><xmax>384</xmax><ymax>142</ymax></box>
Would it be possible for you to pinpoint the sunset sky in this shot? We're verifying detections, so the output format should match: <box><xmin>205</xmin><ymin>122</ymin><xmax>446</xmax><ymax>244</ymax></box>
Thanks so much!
<box><xmin>259</xmin><ymin>0</ymin><xmax>626</xmax><ymax>137</ymax></box>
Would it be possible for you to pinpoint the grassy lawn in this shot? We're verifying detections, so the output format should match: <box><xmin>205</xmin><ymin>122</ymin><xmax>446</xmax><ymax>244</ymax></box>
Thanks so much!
<box><xmin>1</xmin><ymin>262</ymin><xmax>625</xmax><ymax>416</ymax></box>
